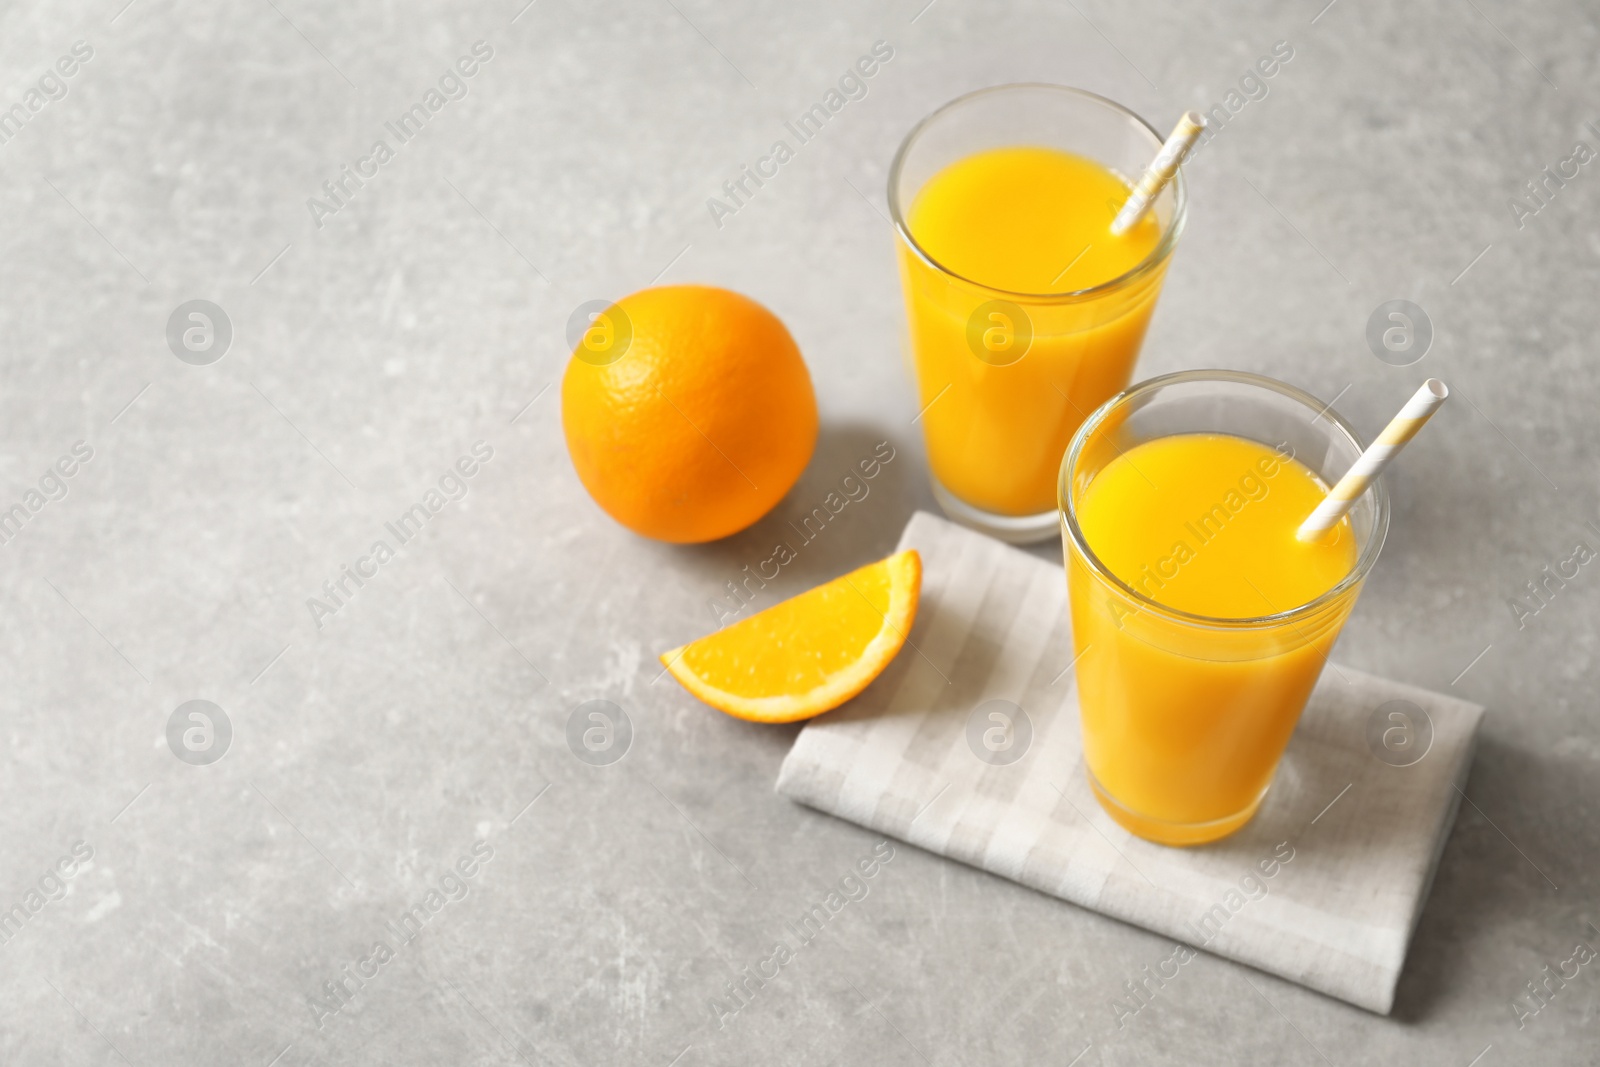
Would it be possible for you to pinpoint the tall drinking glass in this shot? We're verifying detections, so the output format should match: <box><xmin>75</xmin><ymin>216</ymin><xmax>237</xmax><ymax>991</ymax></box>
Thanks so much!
<box><xmin>890</xmin><ymin>85</ymin><xmax>1187</xmax><ymax>544</ymax></box>
<box><xmin>1059</xmin><ymin>372</ymin><xmax>1389</xmax><ymax>846</ymax></box>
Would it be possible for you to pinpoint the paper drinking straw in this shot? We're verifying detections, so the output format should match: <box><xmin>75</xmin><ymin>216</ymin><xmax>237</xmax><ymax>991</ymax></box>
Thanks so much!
<box><xmin>1296</xmin><ymin>378</ymin><xmax>1449</xmax><ymax>542</ymax></box>
<box><xmin>1109</xmin><ymin>111</ymin><xmax>1206</xmax><ymax>237</ymax></box>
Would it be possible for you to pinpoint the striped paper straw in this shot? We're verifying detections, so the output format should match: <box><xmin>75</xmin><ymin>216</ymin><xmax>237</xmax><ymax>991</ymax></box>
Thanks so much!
<box><xmin>1297</xmin><ymin>378</ymin><xmax>1449</xmax><ymax>542</ymax></box>
<box><xmin>1109</xmin><ymin>111</ymin><xmax>1206</xmax><ymax>237</ymax></box>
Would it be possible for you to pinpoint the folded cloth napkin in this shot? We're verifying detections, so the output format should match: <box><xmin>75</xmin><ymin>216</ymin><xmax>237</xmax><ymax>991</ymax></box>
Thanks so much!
<box><xmin>776</xmin><ymin>511</ymin><xmax>1483</xmax><ymax>1013</ymax></box>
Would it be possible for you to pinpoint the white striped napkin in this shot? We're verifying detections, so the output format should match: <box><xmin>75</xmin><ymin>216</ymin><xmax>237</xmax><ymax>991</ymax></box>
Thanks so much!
<box><xmin>776</xmin><ymin>511</ymin><xmax>1483</xmax><ymax>1013</ymax></box>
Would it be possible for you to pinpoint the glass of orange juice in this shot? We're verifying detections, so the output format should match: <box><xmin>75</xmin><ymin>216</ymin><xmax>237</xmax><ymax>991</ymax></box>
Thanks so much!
<box><xmin>1059</xmin><ymin>371</ymin><xmax>1389</xmax><ymax>846</ymax></box>
<box><xmin>890</xmin><ymin>85</ymin><xmax>1188</xmax><ymax>544</ymax></box>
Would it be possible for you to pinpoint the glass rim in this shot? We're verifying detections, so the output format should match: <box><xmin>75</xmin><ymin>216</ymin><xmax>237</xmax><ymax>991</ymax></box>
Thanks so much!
<box><xmin>1057</xmin><ymin>369</ymin><xmax>1391</xmax><ymax>629</ymax></box>
<box><xmin>887</xmin><ymin>82</ymin><xmax>1189</xmax><ymax>303</ymax></box>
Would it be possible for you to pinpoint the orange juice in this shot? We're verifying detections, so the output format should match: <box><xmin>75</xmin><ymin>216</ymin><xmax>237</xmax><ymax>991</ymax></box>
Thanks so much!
<box><xmin>1069</xmin><ymin>433</ymin><xmax>1359</xmax><ymax>844</ymax></box>
<box><xmin>899</xmin><ymin>146</ymin><xmax>1168</xmax><ymax>517</ymax></box>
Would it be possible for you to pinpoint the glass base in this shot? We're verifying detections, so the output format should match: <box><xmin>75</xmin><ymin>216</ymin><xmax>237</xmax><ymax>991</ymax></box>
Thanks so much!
<box><xmin>929</xmin><ymin>476</ymin><xmax>1059</xmax><ymax>545</ymax></box>
<box><xmin>1086</xmin><ymin>766</ymin><xmax>1269</xmax><ymax>847</ymax></box>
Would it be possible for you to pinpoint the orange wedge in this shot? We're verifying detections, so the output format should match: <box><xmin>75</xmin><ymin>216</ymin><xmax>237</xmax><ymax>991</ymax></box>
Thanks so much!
<box><xmin>660</xmin><ymin>549</ymin><xmax>922</xmax><ymax>723</ymax></box>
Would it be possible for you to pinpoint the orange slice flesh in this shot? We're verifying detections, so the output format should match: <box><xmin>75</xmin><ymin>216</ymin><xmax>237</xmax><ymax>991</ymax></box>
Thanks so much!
<box><xmin>661</xmin><ymin>550</ymin><xmax>922</xmax><ymax>723</ymax></box>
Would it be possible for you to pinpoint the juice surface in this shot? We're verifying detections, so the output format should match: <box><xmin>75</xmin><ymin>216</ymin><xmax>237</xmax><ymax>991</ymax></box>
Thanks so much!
<box><xmin>1066</xmin><ymin>433</ymin><xmax>1360</xmax><ymax>843</ymax></box>
<box><xmin>909</xmin><ymin>146</ymin><xmax>1159</xmax><ymax>293</ymax></box>
<box><xmin>1076</xmin><ymin>433</ymin><xmax>1356</xmax><ymax>618</ymax></box>
<box><xmin>899</xmin><ymin>146</ymin><xmax>1171</xmax><ymax>517</ymax></box>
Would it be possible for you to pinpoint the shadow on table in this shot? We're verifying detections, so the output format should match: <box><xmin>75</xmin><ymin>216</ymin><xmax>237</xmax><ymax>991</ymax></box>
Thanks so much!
<box><xmin>673</xmin><ymin>420</ymin><xmax>928</xmax><ymax>592</ymax></box>
<box><xmin>1389</xmin><ymin>732</ymin><xmax>1595</xmax><ymax>1021</ymax></box>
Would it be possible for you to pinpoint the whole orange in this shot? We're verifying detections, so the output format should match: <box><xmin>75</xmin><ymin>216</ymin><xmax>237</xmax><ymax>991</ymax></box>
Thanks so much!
<box><xmin>561</xmin><ymin>285</ymin><xmax>818</xmax><ymax>544</ymax></box>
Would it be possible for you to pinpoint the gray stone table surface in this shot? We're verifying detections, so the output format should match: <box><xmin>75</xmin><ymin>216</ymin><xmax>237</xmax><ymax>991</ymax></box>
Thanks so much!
<box><xmin>0</xmin><ymin>0</ymin><xmax>1595</xmax><ymax>1063</ymax></box>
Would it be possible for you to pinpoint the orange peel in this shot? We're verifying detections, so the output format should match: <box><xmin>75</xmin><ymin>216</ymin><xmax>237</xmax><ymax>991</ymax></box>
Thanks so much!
<box><xmin>661</xmin><ymin>550</ymin><xmax>922</xmax><ymax>722</ymax></box>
